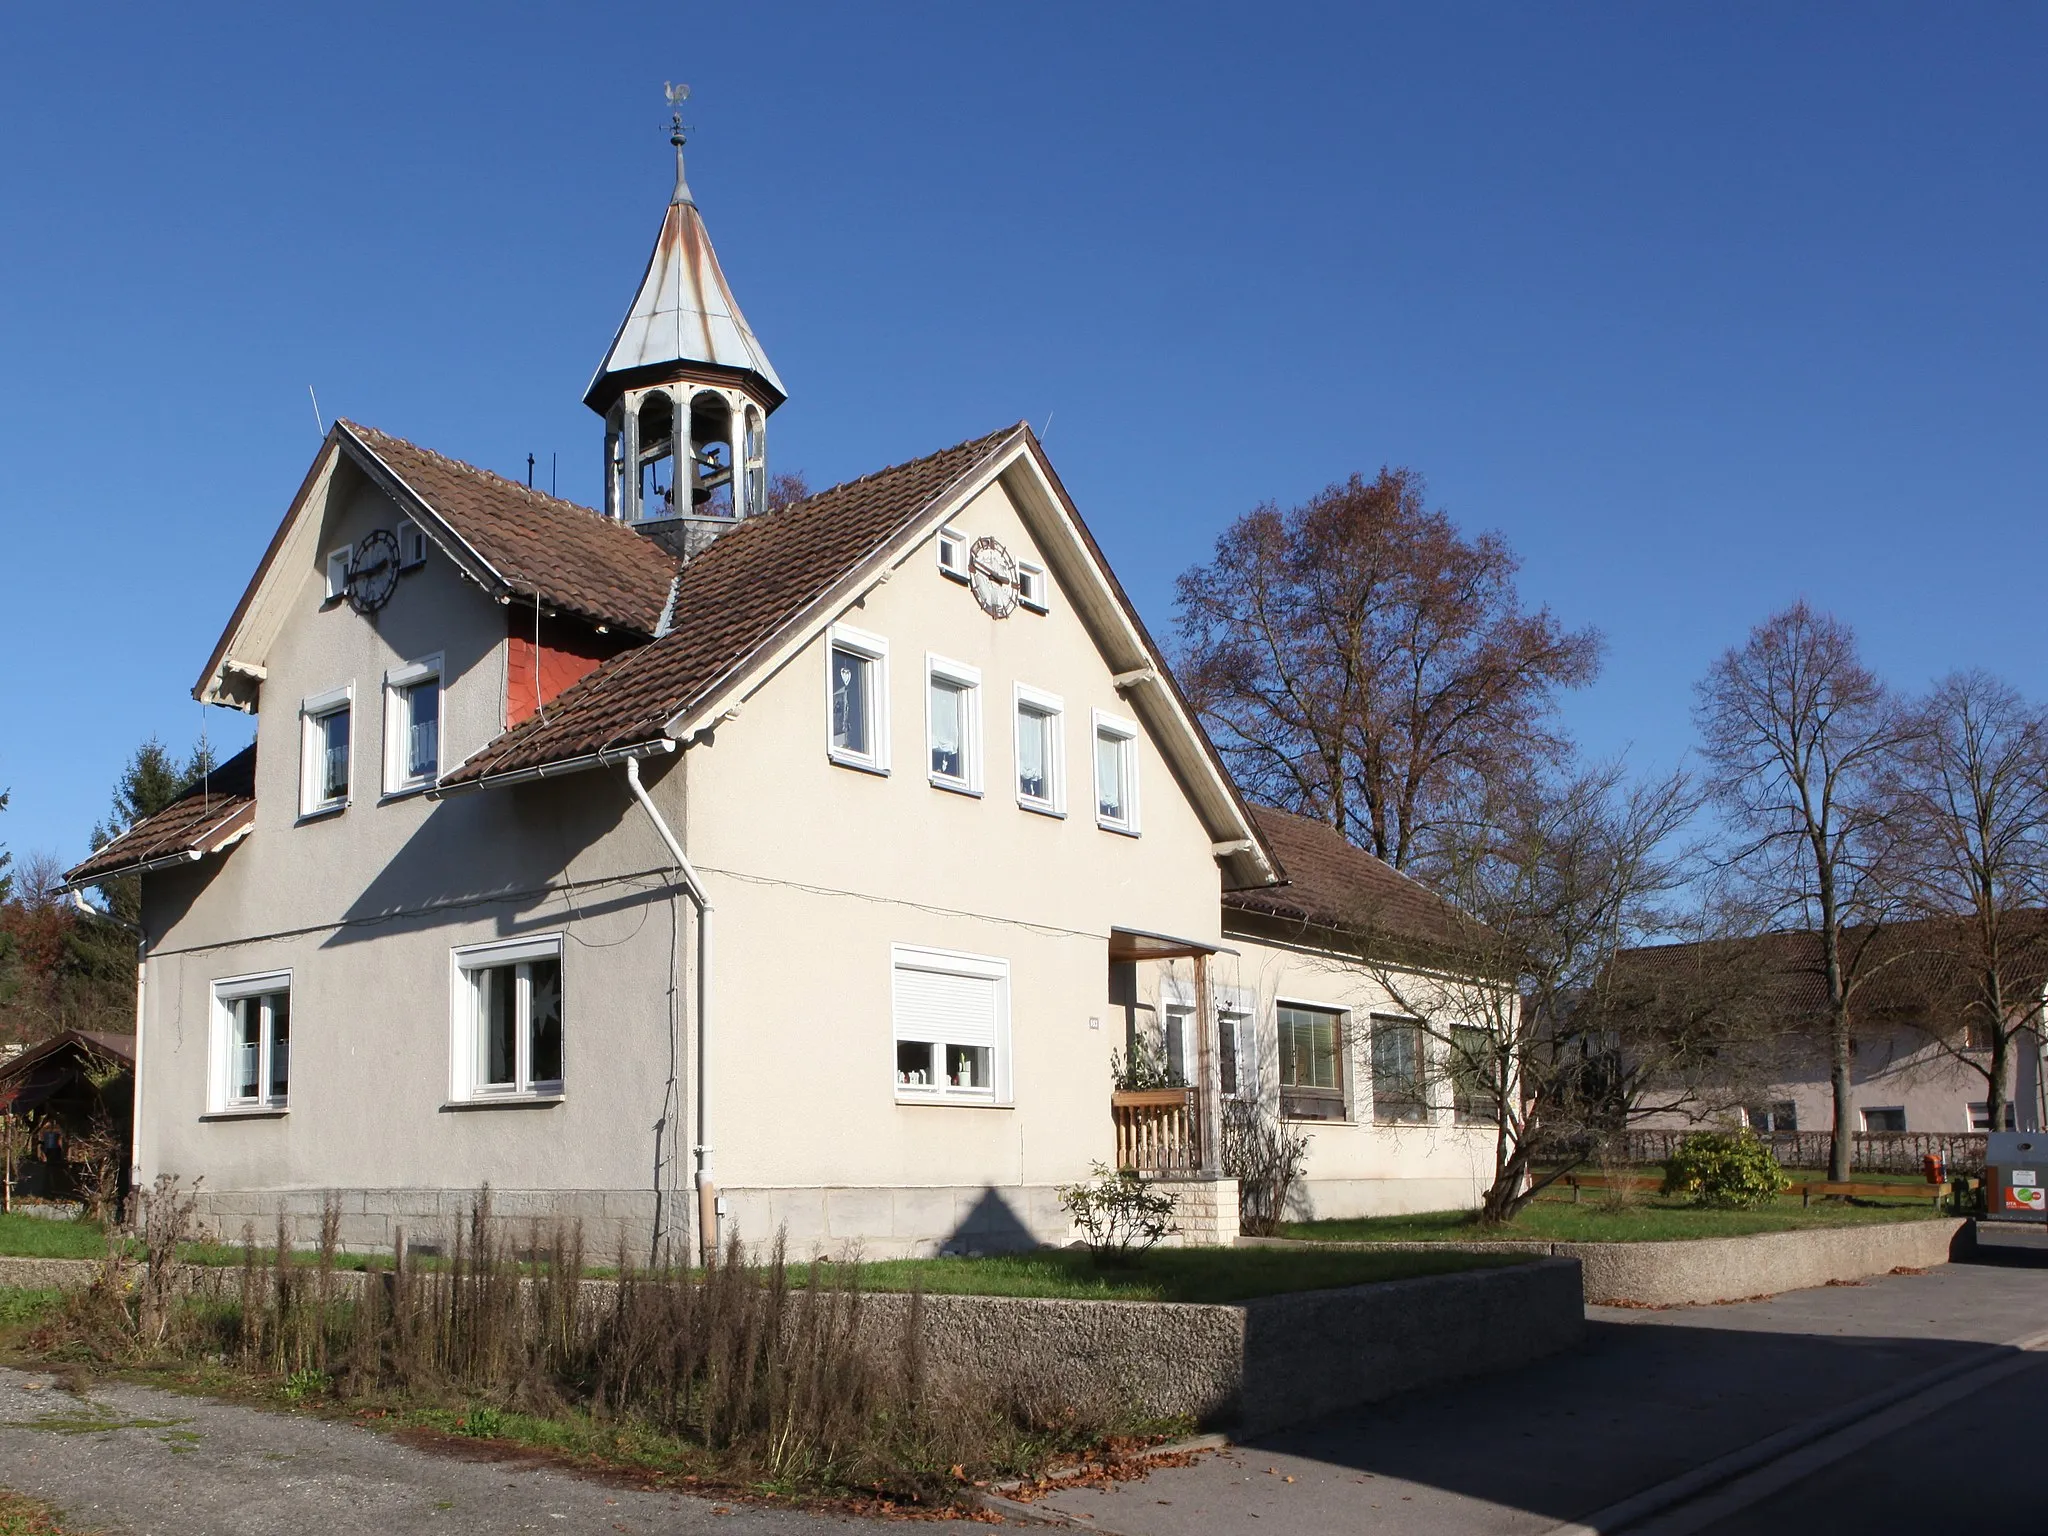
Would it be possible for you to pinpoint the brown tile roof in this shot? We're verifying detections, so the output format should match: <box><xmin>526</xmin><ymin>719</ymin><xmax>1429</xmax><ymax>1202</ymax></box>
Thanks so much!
<box><xmin>1223</xmin><ymin>806</ymin><xmax>1491</xmax><ymax>959</ymax></box>
<box><xmin>340</xmin><ymin>422</ymin><xmax>681</xmax><ymax>635</ymax></box>
<box><xmin>62</xmin><ymin>747</ymin><xmax>257</xmax><ymax>888</ymax></box>
<box><xmin>440</xmin><ymin>424</ymin><xmax>1025</xmax><ymax>787</ymax></box>
<box><xmin>1615</xmin><ymin>917</ymin><xmax>2048</xmax><ymax>1026</ymax></box>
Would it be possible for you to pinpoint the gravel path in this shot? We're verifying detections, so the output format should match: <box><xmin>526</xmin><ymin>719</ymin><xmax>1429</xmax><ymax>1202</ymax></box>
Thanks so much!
<box><xmin>0</xmin><ymin>1365</ymin><xmax>946</xmax><ymax>1535</ymax></box>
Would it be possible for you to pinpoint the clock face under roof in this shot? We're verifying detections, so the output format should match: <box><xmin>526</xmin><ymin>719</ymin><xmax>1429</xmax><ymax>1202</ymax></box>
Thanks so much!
<box><xmin>968</xmin><ymin>535</ymin><xmax>1019</xmax><ymax>619</ymax></box>
<box><xmin>346</xmin><ymin>529</ymin><xmax>402</xmax><ymax>615</ymax></box>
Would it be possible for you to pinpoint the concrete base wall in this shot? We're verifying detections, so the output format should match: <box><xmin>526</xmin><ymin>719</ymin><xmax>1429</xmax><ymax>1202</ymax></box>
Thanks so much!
<box><xmin>1292</xmin><ymin>1176</ymin><xmax>1490</xmax><ymax>1221</ymax></box>
<box><xmin>183</xmin><ymin>1183</ymin><xmax>1085</xmax><ymax>1263</ymax></box>
<box><xmin>0</xmin><ymin>1252</ymin><xmax>1584</xmax><ymax>1436</ymax></box>
<box><xmin>1269</xmin><ymin>1218</ymin><xmax>1975</xmax><ymax>1307</ymax></box>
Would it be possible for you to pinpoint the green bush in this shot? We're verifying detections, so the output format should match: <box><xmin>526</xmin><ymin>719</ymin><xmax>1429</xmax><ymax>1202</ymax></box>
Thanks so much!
<box><xmin>1662</xmin><ymin>1130</ymin><xmax>1790</xmax><ymax>1210</ymax></box>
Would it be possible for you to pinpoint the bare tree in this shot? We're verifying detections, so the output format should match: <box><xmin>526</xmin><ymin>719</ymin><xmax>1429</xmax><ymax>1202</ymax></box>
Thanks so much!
<box><xmin>1175</xmin><ymin>468</ymin><xmax>1600</xmax><ymax>876</ymax></box>
<box><xmin>1359</xmin><ymin>764</ymin><xmax>1721</xmax><ymax>1223</ymax></box>
<box><xmin>1881</xmin><ymin>670</ymin><xmax>2048</xmax><ymax>1132</ymax></box>
<box><xmin>1695</xmin><ymin>602</ymin><xmax>1903</xmax><ymax>1181</ymax></box>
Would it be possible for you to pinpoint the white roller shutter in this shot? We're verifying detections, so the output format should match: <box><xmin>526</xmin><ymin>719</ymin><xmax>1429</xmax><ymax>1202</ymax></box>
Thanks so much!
<box><xmin>894</xmin><ymin>964</ymin><xmax>998</xmax><ymax>1048</ymax></box>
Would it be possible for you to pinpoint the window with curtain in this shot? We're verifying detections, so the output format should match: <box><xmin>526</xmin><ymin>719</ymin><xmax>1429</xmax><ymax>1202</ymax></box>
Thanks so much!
<box><xmin>827</xmin><ymin>625</ymin><xmax>889</xmax><ymax>772</ymax></box>
<box><xmin>213</xmin><ymin>975</ymin><xmax>291</xmax><ymax>1111</ymax></box>
<box><xmin>454</xmin><ymin>939</ymin><xmax>564</xmax><ymax>1100</ymax></box>
<box><xmin>1278</xmin><ymin>1003</ymin><xmax>1344</xmax><ymax>1120</ymax></box>
<box><xmin>1371</xmin><ymin>1017</ymin><xmax>1428</xmax><ymax>1123</ymax></box>
<box><xmin>926</xmin><ymin>657</ymin><xmax>980</xmax><ymax>791</ymax></box>
<box><xmin>1014</xmin><ymin>686</ymin><xmax>1064</xmax><ymax>813</ymax></box>
<box><xmin>1449</xmin><ymin>1024</ymin><xmax>1494</xmax><ymax>1126</ymax></box>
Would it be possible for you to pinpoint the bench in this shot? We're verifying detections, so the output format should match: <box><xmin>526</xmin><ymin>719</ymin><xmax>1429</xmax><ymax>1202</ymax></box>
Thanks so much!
<box><xmin>1793</xmin><ymin>1178</ymin><xmax>1966</xmax><ymax>1209</ymax></box>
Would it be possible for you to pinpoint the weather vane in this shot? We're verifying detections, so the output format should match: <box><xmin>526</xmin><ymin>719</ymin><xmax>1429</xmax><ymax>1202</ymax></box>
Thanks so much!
<box><xmin>665</xmin><ymin>81</ymin><xmax>691</xmax><ymax>149</ymax></box>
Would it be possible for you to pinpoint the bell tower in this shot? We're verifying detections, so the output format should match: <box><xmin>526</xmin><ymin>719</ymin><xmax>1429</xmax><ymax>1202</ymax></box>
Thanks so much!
<box><xmin>586</xmin><ymin>85</ymin><xmax>785</xmax><ymax>551</ymax></box>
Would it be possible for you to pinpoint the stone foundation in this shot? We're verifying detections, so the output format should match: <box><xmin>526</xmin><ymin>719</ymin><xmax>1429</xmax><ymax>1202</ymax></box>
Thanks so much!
<box><xmin>1156</xmin><ymin>1175</ymin><xmax>1240</xmax><ymax>1247</ymax></box>
<box><xmin>183</xmin><ymin>1182</ymin><xmax>1084</xmax><ymax>1262</ymax></box>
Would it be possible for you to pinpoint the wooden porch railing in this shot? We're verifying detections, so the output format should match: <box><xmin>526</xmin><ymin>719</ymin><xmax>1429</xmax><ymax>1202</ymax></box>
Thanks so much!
<box><xmin>1112</xmin><ymin>1087</ymin><xmax>1203</xmax><ymax>1175</ymax></box>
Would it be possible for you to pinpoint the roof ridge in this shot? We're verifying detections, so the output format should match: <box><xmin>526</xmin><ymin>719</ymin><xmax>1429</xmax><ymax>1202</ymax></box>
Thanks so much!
<box><xmin>764</xmin><ymin>422</ymin><xmax>1025</xmax><ymax>519</ymax></box>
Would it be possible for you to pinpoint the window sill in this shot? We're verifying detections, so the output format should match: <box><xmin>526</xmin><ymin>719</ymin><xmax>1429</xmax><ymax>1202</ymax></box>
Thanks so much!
<box><xmin>895</xmin><ymin>1094</ymin><xmax>1009</xmax><ymax>1109</ymax></box>
<box><xmin>1018</xmin><ymin>799</ymin><xmax>1065</xmax><ymax>819</ymax></box>
<box><xmin>929</xmin><ymin>776</ymin><xmax>983</xmax><ymax>798</ymax></box>
<box><xmin>828</xmin><ymin>752</ymin><xmax>890</xmax><ymax>778</ymax></box>
<box><xmin>1096</xmin><ymin>818</ymin><xmax>1141</xmax><ymax>839</ymax></box>
<box><xmin>440</xmin><ymin>1094</ymin><xmax>566</xmax><ymax>1112</ymax></box>
<box><xmin>201</xmin><ymin>1107</ymin><xmax>288</xmax><ymax>1121</ymax></box>
<box><xmin>296</xmin><ymin>802</ymin><xmax>348</xmax><ymax>825</ymax></box>
<box><xmin>380</xmin><ymin>781</ymin><xmax>435</xmax><ymax>804</ymax></box>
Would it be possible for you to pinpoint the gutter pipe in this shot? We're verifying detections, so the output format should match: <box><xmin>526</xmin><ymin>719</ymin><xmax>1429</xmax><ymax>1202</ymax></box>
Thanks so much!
<box><xmin>621</xmin><ymin>754</ymin><xmax>719</xmax><ymax>1265</ymax></box>
<box><xmin>428</xmin><ymin>738</ymin><xmax>676</xmax><ymax>801</ymax></box>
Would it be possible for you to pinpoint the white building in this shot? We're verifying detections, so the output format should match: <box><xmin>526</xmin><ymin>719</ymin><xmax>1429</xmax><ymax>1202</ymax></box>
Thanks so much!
<box><xmin>65</xmin><ymin>118</ymin><xmax>1501</xmax><ymax>1257</ymax></box>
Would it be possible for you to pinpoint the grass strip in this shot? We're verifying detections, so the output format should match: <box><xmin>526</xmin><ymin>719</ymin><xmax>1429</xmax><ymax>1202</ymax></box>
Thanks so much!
<box><xmin>1284</xmin><ymin>1191</ymin><xmax>1947</xmax><ymax>1245</ymax></box>
<box><xmin>0</xmin><ymin>1488</ymin><xmax>90</xmax><ymax>1536</ymax></box>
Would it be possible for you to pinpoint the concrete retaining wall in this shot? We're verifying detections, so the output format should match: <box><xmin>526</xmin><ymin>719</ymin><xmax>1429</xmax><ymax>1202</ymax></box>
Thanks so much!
<box><xmin>0</xmin><ymin>1252</ymin><xmax>1584</xmax><ymax>1434</ymax></box>
<box><xmin>1267</xmin><ymin>1217</ymin><xmax>1973</xmax><ymax>1307</ymax></box>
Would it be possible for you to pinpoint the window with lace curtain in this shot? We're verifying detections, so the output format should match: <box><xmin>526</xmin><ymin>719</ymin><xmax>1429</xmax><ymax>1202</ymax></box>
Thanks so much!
<box><xmin>383</xmin><ymin>654</ymin><xmax>442</xmax><ymax>795</ymax></box>
<box><xmin>299</xmin><ymin>685</ymin><xmax>352</xmax><ymax>817</ymax></box>
<box><xmin>926</xmin><ymin>654</ymin><xmax>982</xmax><ymax>794</ymax></box>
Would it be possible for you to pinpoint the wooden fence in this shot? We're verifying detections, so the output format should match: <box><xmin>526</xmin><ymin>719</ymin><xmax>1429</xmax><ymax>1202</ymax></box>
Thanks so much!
<box><xmin>1615</xmin><ymin>1129</ymin><xmax>1986</xmax><ymax>1174</ymax></box>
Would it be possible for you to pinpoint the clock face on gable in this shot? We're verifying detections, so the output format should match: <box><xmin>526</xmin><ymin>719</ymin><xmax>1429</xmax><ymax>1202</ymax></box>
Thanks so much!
<box><xmin>967</xmin><ymin>535</ymin><xmax>1019</xmax><ymax>618</ymax></box>
<box><xmin>346</xmin><ymin>529</ymin><xmax>402</xmax><ymax>614</ymax></box>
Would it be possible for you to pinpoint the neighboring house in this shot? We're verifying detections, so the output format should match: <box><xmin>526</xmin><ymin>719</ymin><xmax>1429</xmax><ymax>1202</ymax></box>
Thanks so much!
<box><xmin>1619</xmin><ymin>924</ymin><xmax>2048</xmax><ymax>1139</ymax></box>
<box><xmin>0</xmin><ymin>1030</ymin><xmax>134</xmax><ymax>1207</ymax></box>
<box><xmin>63</xmin><ymin>130</ymin><xmax>1500</xmax><ymax>1257</ymax></box>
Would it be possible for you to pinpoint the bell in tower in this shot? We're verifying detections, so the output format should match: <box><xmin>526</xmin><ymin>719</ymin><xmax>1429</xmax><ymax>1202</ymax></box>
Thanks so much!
<box><xmin>586</xmin><ymin>84</ymin><xmax>783</xmax><ymax>553</ymax></box>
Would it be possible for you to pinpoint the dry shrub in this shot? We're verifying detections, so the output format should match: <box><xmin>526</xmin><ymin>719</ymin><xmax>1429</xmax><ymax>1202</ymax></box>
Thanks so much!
<box><xmin>1222</xmin><ymin>1099</ymin><xmax>1311</xmax><ymax>1236</ymax></box>
<box><xmin>118</xmin><ymin>1189</ymin><xmax>1105</xmax><ymax>1499</ymax></box>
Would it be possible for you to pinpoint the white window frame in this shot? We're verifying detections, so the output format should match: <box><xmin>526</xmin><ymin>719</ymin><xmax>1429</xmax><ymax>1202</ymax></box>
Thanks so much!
<box><xmin>299</xmin><ymin>684</ymin><xmax>354</xmax><ymax>818</ymax></box>
<box><xmin>396</xmin><ymin>518</ymin><xmax>429</xmax><ymax>569</ymax></box>
<box><xmin>1013</xmin><ymin>684</ymin><xmax>1065</xmax><ymax>816</ymax></box>
<box><xmin>1219</xmin><ymin>986</ymin><xmax>1258</xmax><ymax>1101</ymax></box>
<box><xmin>382</xmin><ymin>653</ymin><xmax>444</xmax><ymax>797</ymax></box>
<box><xmin>449</xmin><ymin>934</ymin><xmax>565</xmax><ymax>1103</ymax></box>
<box><xmin>1861</xmin><ymin>1105</ymin><xmax>1907</xmax><ymax>1133</ymax></box>
<box><xmin>891</xmin><ymin>944</ymin><xmax>1012</xmax><ymax>1106</ymax></box>
<box><xmin>925</xmin><ymin>654</ymin><xmax>983</xmax><ymax>795</ymax></box>
<box><xmin>325</xmin><ymin>547</ymin><xmax>352</xmax><ymax>602</ymax></box>
<box><xmin>826</xmin><ymin>623</ymin><xmax>890</xmax><ymax>775</ymax></box>
<box><xmin>210</xmin><ymin>970</ymin><xmax>292</xmax><ymax>1114</ymax></box>
<box><xmin>1092</xmin><ymin>709</ymin><xmax>1141</xmax><ymax>836</ymax></box>
<box><xmin>936</xmin><ymin>525</ymin><xmax>969</xmax><ymax>581</ymax></box>
<box><xmin>1017</xmin><ymin>560</ymin><xmax>1049</xmax><ymax>613</ymax></box>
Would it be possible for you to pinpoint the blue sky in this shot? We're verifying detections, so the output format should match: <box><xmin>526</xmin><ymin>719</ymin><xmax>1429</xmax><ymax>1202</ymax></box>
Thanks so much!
<box><xmin>2</xmin><ymin>4</ymin><xmax>2044</xmax><ymax>867</ymax></box>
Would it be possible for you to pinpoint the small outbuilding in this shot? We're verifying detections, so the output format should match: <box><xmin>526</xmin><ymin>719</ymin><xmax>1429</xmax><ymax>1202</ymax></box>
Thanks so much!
<box><xmin>0</xmin><ymin>1030</ymin><xmax>134</xmax><ymax>1214</ymax></box>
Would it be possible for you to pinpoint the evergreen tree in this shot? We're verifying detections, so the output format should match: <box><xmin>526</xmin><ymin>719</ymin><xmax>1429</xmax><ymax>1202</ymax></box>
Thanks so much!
<box><xmin>66</xmin><ymin>738</ymin><xmax>218</xmax><ymax>1025</ymax></box>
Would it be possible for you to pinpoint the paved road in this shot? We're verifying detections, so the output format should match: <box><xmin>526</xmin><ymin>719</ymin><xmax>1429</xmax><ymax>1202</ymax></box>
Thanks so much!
<box><xmin>1029</xmin><ymin>1227</ymin><xmax>2048</xmax><ymax>1536</ymax></box>
<box><xmin>0</xmin><ymin>1368</ymin><xmax>895</xmax><ymax>1534</ymax></box>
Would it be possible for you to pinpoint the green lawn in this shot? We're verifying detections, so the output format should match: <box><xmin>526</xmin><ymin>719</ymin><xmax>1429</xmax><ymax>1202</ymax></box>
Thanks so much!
<box><xmin>1283</xmin><ymin>1191</ymin><xmax>1948</xmax><ymax>1245</ymax></box>
<box><xmin>0</xmin><ymin>1214</ymin><xmax>109</xmax><ymax>1261</ymax></box>
<box><xmin>822</xmin><ymin>1245</ymin><xmax>1531</xmax><ymax>1303</ymax></box>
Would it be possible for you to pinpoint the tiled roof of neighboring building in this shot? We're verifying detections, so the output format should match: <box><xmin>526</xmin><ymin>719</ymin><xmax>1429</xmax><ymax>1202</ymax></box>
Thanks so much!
<box><xmin>439</xmin><ymin>424</ymin><xmax>1024</xmax><ymax>787</ymax></box>
<box><xmin>340</xmin><ymin>422</ymin><xmax>681</xmax><ymax>635</ymax></box>
<box><xmin>60</xmin><ymin>746</ymin><xmax>258</xmax><ymax>889</ymax></box>
<box><xmin>1224</xmin><ymin>806</ymin><xmax>1492</xmax><ymax>960</ymax></box>
<box><xmin>1615</xmin><ymin>918</ymin><xmax>2048</xmax><ymax>1026</ymax></box>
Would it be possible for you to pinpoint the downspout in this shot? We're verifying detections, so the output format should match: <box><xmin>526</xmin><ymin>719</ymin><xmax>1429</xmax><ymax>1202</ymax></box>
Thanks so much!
<box><xmin>71</xmin><ymin>892</ymin><xmax>145</xmax><ymax>1210</ymax></box>
<box><xmin>622</xmin><ymin>755</ymin><xmax>719</xmax><ymax>1264</ymax></box>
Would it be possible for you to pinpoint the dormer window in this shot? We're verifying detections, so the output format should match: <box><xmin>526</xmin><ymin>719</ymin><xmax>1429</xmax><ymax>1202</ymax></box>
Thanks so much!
<box><xmin>1017</xmin><ymin>561</ymin><xmax>1049</xmax><ymax>612</ymax></box>
<box><xmin>396</xmin><ymin>519</ymin><xmax>429</xmax><ymax>570</ymax></box>
<box><xmin>325</xmin><ymin>547</ymin><xmax>352</xmax><ymax>602</ymax></box>
<box><xmin>300</xmin><ymin>685</ymin><xmax>353</xmax><ymax>817</ymax></box>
